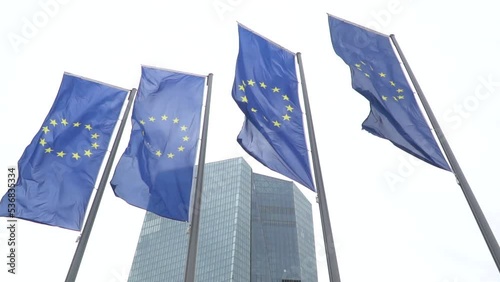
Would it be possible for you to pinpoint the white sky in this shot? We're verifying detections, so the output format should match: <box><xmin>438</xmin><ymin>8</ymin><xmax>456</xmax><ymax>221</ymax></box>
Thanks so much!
<box><xmin>1</xmin><ymin>0</ymin><xmax>500</xmax><ymax>281</ymax></box>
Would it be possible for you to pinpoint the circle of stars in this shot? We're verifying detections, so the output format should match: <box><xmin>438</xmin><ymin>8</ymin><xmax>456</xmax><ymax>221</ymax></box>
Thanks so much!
<box><xmin>39</xmin><ymin>118</ymin><xmax>101</xmax><ymax>161</ymax></box>
<box><xmin>354</xmin><ymin>61</ymin><xmax>406</xmax><ymax>103</ymax></box>
<box><xmin>138</xmin><ymin>113</ymin><xmax>191</xmax><ymax>159</ymax></box>
<box><xmin>237</xmin><ymin>78</ymin><xmax>295</xmax><ymax>128</ymax></box>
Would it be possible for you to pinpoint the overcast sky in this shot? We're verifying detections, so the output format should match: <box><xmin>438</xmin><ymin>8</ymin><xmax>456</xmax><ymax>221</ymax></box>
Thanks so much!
<box><xmin>1</xmin><ymin>0</ymin><xmax>500</xmax><ymax>281</ymax></box>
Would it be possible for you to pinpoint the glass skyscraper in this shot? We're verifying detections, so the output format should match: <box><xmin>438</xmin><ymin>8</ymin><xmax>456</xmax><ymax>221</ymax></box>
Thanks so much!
<box><xmin>251</xmin><ymin>174</ymin><xmax>318</xmax><ymax>281</ymax></box>
<box><xmin>127</xmin><ymin>157</ymin><xmax>317</xmax><ymax>282</ymax></box>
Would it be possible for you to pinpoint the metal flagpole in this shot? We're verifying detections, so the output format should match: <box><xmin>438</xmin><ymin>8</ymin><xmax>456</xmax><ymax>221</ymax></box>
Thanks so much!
<box><xmin>296</xmin><ymin>52</ymin><xmax>342</xmax><ymax>282</ymax></box>
<box><xmin>184</xmin><ymin>73</ymin><xmax>214</xmax><ymax>282</ymax></box>
<box><xmin>65</xmin><ymin>88</ymin><xmax>137</xmax><ymax>282</ymax></box>
<box><xmin>390</xmin><ymin>34</ymin><xmax>500</xmax><ymax>273</ymax></box>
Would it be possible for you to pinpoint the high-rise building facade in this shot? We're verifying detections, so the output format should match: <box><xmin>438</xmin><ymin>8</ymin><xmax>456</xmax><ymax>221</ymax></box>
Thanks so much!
<box><xmin>127</xmin><ymin>157</ymin><xmax>317</xmax><ymax>282</ymax></box>
<box><xmin>251</xmin><ymin>174</ymin><xmax>318</xmax><ymax>281</ymax></box>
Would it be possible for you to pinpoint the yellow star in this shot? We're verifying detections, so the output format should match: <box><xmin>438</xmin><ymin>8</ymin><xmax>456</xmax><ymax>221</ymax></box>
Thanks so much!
<box><xmin>85</xmin><ymin>124</ymin><xmax>92</xmax><ymax>131</ymax></box>
<box><xmin>61</xmin><ymin>119</ymin><xmax>68</xmax><ymax>126</ymax></box>
<box><xmin>379</xmin><ymin>72</ymin><xmax>386</xmax><ymax>77</ymax></box>
<box><xmin>91</xmin><ymin>142</ymin><xmax>99</xmax><ymax>149</ymax></box>
<box><xmin>140</xmin><ymin>120</ymin><xmax>146</xmax><ymax>125</ymax></box>
<box><xmin>167</xmin><ymin>153</ymin><xmax>174</xmax><ymax>159</ymax></box>
<box><xmin>259</xmin><ymin>82</ymin><xmax>267</xmax><ymax>88</ymax></box>
<box><xmin>360</xmin><ymin>61</ymin><xmax>366</xmax><ymax>65</ymax></box>
<box><xmin>241</xmin><ymin>96</ymin><xmax>248</xmax><ymax>103</ymax></box>
<box><xmin>91</xmin><ymin>133</ymin><xmax>99</xmax><ymax>139</ymax></box>
<box><xmin>251</xmin><ymin>108</ymin><xmax>257</xmax><ymax>113</ymax></box>
<box><xmin>382</xmin><ymin>95</ymin><xmax>388</xmax><ymax>101</ymax></box>
<box><xmin>45</xmin><ymin>147</ymin><xmax>53</xmax><ymax>153</ymax></box>
<box><xmin>286</xmin><ymin>105</ymin><xmax>294</xmax><ymax>112</ymax></box>
<box><xmin>173</xmin><ymin>118</ymin><xmax>179</xmax><ymax>124</ymax></box>
<box><xmin>238</xmin><ymin>85</ymin><xmax>245</xmax><ymax>91</ymax></box>
<box><xmin>50</xmin><ymin>119</ymin><xmax>57</xmax><ymax>126</ymax></box>
<box><xmin>161</xmin><ymin>115</ymin><xmax>168</xmax><ymax>121</ymax></box>
<box><xmin>72</xmin><ymin>153</ymin><xmax>81</xmax><ymax>160</ymax></box>
<box><xmin>42</xmin><ymin>126</ymin><xmax>50</xmax><ymax>134</ymax></box>
<box><xmin>39</xmin><ymin>138</ymin><xmax>47</xmax><ymax>146</ymax></box>
<box><xmin>272</xmin><ymin>87</ymin><xmax>280</xmax><ymax>93</ymax></box>
<box><xmin>155</xmin><ymin>150</ymin><xmax>162</xmax><ymax>157</ymax></box>
<box><xmin>390</xmin><ymin>81</ymin><xmax>396</xmax><ymax>86</ymax></box>
<box><xmin>84</xmin><ymin>150</ymin><xmax>92</xmax><ymax>157</ymax></box>
<box><xmin>57</xmin><ymin>151</ymin><xmax>66</xmax><ymax>158</ymax></box>
<box><xmin>73</xmin><ymin>122</ymin><xmax>81</xmax><ymax>127</ymax></box>
<box><xmin>241</xmin><ymin>80</ymin><xmax>246</xmax><ymax>86</ymax></box>
<box><xmin>397</xmin><ymin>88</ymin><xmax>404</xmax><ymax>93</ymax></box>
<box><xmin>247</xmin><ymin>79</ymin><xmax>255</xmax><ymax>86</ymax></box>
<box><xmin>398</xmin><ymin>95</ymin><xmax>404</xmax><ymax>100</ymax></box>
<box><xmin>149</xmin><ymin>117</ymin><xmax>156</xmax><ymax>122</ymax></box>
<box><xmin>180</xmin><ymin>125</ymin><xmax>188</xmax><ymax>131</ymax></box>
<box><xmin>364</xmin><ymin>73</ymin><xmax>370</xmax><ymax>78</ymax></box>
<box><xmin>393</xmin><ymin>96</ymin><xmax>399</xmax><ymax>101</ymax></box>
<box><xmin>183</xmin><ymin>136</ymin><xmax>189</xmax><ymax>142</ymax></box>
<box><xmin>282</xmin><ymin>95</ymin><xmax>289</xmax><ymax>101</ymax></box>
<box><xmin>355</xmin><ymin>63</ymin><xmax>361</xmax><ymax>68</ymax></box>
<box><xmin>178</xmin><ymin>146</ymin><xmax>185</xmax><ymax>152</ymax></box>
<box><xmin>282</xmin><ymin>114</ymin><xmax>291</xmax><ymax>121</ymax></box>
<box><xmin>273</xmin><ymin>120</ymin><xmax>281</xmax><ymax>127</ymax></box>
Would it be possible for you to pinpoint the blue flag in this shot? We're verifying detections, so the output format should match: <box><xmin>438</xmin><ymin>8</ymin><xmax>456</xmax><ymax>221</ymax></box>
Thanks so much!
<box><xmin>0</xmin><ymin>73</ymin><xmax>128</xmax><ymax>230</ymax></box>
<box><xmin>327</xmin><ymin>15</ymin><xmax>450</xmax><ymax>171</ymax></box>
<box><xmin>232</xmin><ymin>24</ymin><xmax>315</xmax><ymax>191</ymax></box>
<box><xmin>110</xmin><ymin>66</ymin><xmax>205</xmax><ymax>221</ymax></box>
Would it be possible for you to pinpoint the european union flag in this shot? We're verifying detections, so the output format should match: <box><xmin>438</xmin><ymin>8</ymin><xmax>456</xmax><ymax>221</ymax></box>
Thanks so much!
<box><xmin>0</xmin><ymin>73</ymin><xmax>128</xmax><ymax>230</ymax></box>
<box><xmin>327</xmin><ymin>15</ymin><xmax>450</xmax><ymax>171</ymax></box>
<box><xmin>232</xmin><ymin>24</ymin><xmax>315</xmax><ymax>191</ymax></box>
<box><xmin>110</xmin><ymin>66</ymin><xmax>205</xmax><ymax>221</ymax></box>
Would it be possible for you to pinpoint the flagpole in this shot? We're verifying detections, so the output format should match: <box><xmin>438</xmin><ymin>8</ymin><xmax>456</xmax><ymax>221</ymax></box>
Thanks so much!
<box><xmin>184</xmin><ymin>73</ymin><xmax>213</xmax><ymax>282</ymax></box>
<box><xmin>65</xmin><ymin>88</ymin><xmax>137</xmax><ymax>282</ymax></box>
<box><xmin>296</xmin><ymin>52</ymin><xmax>341</xmax><ymax>282</ymax></box>
<box><xmin>390</xmin><ymin>34</ymin><xmax>500</xmax><ymax>273</ymax></box>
